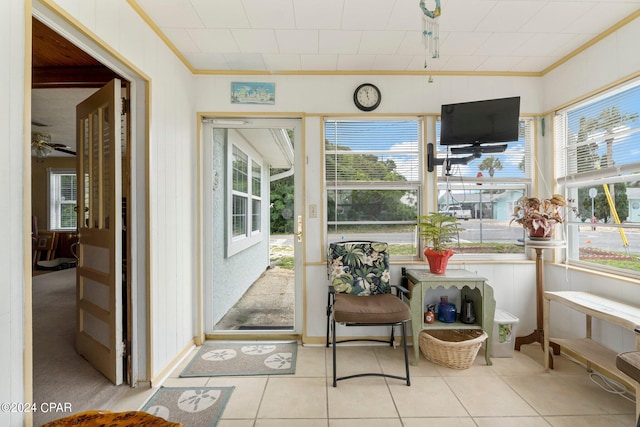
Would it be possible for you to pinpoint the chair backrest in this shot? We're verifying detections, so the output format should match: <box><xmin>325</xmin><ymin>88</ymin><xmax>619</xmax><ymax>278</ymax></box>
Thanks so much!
<box><xmin>328</xmin><ymin>241</ymin><xmax>390</xmax><ymax>296</ymax></box>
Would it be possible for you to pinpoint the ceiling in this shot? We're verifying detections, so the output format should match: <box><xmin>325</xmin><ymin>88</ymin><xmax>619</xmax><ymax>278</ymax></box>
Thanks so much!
<box><xmin>29</xmin><ymin>1</ymin><xmax>640</xmax><ymax>157</ymax></box>
<box><xmin>133</xmin><ymin>0</ymin><xmax>640</xmax><ymax>74</ymax></box>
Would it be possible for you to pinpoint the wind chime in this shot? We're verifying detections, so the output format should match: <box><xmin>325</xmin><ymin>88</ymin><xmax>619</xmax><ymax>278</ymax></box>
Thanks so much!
<box><xmin>419</xmin><ymin>0</ymin><xmax>441</xmax><ymax>81</ymax></box>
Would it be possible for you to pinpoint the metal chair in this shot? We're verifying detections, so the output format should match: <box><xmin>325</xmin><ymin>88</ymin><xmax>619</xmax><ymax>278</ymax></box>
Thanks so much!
<box><xmin>326</xmin><ymin>240</ymin><xmax>411</xmax><ymax>387</ymax></box>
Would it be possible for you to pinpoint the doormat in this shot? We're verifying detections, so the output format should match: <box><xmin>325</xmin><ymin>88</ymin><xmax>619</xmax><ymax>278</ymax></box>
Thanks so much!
<box><xmin>142</xmin><ymin>386</ymin><xmax>234</xmax><ymax>427</ymax></box>
<box><xmin>180</xmin><ymin>341</ymin><xmax>297</xmax><ymax>377</ymax></box>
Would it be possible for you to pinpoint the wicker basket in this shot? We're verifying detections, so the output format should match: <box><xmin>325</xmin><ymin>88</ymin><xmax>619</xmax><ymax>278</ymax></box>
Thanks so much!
<box><xmin>419</xmin><ymin>329</ymin><xmax>488</xmax><ymax>370</ymax></box>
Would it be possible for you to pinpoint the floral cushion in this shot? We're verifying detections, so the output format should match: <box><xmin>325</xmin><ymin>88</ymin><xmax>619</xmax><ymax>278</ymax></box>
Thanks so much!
<box><xmin>328</xmin><ymin>241</ymin><xmax>390</xmax><ymax>296</ymax></box>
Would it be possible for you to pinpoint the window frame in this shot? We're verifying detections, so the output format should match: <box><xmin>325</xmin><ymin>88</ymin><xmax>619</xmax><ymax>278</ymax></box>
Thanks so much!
<box><xmin>434</xmin><ymin>117</ymin><xmax>535</xmax><ymax>259</ymax></box>
<box><xmin>324</xmin><ymin>116</ymin><xmax>423</xmax><ymax>260</ymax></box>
<box><xmin>227</xmin><ymin>138</ymin><xmax>264</xmax><ymax>257</ymax></box>
<box><xmin>555</xmin><ymin>78</ymin><xmax>640</xmax><ymax>278</ymax></box>
<box><xmin>48</xmin><ymin>168</ymin><xmax>78</xmax><ymax>231</ymax></box>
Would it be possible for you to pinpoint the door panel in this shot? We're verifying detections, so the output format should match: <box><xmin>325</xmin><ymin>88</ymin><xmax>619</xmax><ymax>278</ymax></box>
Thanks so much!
<box><xmin>75</xmin><ymin>78</ymin><xmax>123</xmax><ymax>385</ymax></box>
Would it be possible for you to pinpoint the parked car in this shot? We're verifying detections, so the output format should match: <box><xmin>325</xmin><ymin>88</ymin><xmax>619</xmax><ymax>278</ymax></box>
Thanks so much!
<box><xmin>439</xmin><ymin>206</ymin><xmax>472</xmax><ymax>220</ymax></box>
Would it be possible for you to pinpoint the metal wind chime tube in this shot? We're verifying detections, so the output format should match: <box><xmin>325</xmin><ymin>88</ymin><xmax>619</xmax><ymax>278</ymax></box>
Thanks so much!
<box><xmin>420</xmin><ymin>0</ymin><xmax>441</xmax><ymax>70</ymax></box>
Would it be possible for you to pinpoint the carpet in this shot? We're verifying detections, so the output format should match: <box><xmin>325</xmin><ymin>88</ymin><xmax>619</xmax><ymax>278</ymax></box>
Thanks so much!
<box><xmin>142</xmin><ymin>386</ymin><xmax>234</xmax><ymax>427</ymax></box>
<box><xmin>180</xmin><ymin>341</ymin><xmax>297</xmax><ymax>377</ymax></box>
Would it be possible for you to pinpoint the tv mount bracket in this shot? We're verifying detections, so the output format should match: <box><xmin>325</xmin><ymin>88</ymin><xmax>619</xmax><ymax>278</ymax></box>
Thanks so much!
<box><xmin>427</xmin><ymin>143</ymin><xmax>507</xmax><ymax>173</ymax></box>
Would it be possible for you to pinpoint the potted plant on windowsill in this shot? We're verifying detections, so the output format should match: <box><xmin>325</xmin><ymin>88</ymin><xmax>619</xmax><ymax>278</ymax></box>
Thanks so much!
<box><xmin>418</xmin><ymin>212</ymin><xmax>464</xmax><ymax>274</ymax></box>
<box><xmin>510</xmin><ymin>194</ymin><xmax>578</xmax><ymax>240</ymax></box>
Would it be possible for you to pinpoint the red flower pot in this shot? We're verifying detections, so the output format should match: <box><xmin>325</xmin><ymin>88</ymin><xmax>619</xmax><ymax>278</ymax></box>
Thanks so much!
<box><xmin>424</xmin><ymin>248</ymin><xmax>453</xmax><ymax>274</ymax></box>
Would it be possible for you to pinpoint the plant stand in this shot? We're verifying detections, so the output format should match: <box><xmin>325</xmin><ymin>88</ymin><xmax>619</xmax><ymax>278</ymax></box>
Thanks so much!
<box><xmin>515</xmin><ymin>239</ymin><xmax>564</xmax><ymax>368</ymax></box>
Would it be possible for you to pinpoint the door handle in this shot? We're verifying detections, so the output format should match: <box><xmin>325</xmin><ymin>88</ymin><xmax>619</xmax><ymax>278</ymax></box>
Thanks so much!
<box><xmin>296</xmin><ymin>215</ymin><xmax>303</xmax><ymax>242</ymax></box>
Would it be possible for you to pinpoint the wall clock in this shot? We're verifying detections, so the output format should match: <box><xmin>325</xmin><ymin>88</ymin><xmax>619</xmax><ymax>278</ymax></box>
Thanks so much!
<box><xmin>353</xmin><ymin>83</ymin><xmax>381</xmax><ymax>112</ymax></box>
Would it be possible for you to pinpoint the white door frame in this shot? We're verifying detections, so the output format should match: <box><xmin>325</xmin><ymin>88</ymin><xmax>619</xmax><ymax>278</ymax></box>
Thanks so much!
<box><xmin>200</xmin><ymin>116</ymin><xmax>304</xmax><ymax>336</ymax></box>
<box><xmin>31</xmin><ymin>3</ymin><xmax>150</xmax><ymax>385</ymax></box>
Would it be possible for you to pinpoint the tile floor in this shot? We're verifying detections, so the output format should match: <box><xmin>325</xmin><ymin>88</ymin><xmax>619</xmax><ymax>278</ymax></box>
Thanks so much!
<box><xmin>110</xmin><ymin>343</ymin><xmax>636</xmax><ymax>426</ymax></box>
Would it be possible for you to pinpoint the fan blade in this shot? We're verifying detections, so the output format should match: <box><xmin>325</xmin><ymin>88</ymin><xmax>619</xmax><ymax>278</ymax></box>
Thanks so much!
<box><xmin>31</xmin><ymin>120</ymin><xmax>50</xmax><ymax>127</ymax></box>
<box><xmin>53</xmin><ymin>146</ymin><xmax>76</xmax><ymax>156</ymax></box>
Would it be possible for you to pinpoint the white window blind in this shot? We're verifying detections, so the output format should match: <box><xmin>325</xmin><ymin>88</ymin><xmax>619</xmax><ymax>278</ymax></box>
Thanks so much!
<box><xmin>325</xmin><ymin>119</ymin><xmax>421</xmax><ymax>184</ymax></box>
<box><xmin>556</xmin><ymin>80</ymin><xmax>640</xmax><ymax>181</ymax></box>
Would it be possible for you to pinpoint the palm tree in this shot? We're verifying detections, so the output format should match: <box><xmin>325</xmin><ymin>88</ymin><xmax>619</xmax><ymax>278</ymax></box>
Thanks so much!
<box><xmin>478</xmin><ymin>156</ymin><xmax>503</xmax><ymax>177</ymax></box>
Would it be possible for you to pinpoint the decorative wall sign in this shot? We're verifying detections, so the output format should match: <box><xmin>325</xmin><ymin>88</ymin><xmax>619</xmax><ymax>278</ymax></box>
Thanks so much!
<box><xmin>231</xmin><ymin>82</ymin><xmax>275</xmax><ymax>105</ymax></box>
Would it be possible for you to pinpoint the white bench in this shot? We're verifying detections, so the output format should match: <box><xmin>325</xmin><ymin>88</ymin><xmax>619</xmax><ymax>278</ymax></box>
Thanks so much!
<box><xmin>543</xmin><ymin>291</ymin><xmax>640</xmax><ymax>420</ymax></box>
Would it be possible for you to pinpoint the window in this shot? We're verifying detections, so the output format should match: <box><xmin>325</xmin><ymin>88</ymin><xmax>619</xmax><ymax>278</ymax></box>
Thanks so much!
<box><xmin>49</xmin><ymin>169</ymin><xmax>77</xmax><ymax>230</ymax></box>
<box><xmin>324</xmin><ymin>118</ymin><xmax>422</xmax><ymax>258</ymax></box>
<box><xmin>555</xmin><ymin>78</ymin><xmax>640</xmax><ymax>276</ymax></box>
<box><xmin>435</xmin><ymin>118</ymin><xmax>535</xmax><ymax>256</ymax></box>
<box><xmin>228</xmin><ymin>140</ymin><xmax>263</xmax><ymax>256</ymax></box>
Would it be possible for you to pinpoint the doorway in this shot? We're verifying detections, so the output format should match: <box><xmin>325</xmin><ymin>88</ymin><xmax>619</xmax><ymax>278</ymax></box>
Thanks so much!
<box><xmin>202</xmin><ymin>118</ymin><xmax>303</xmax><ymax>334</ymax></box>
<box><xmin>29</xmin><ymin>12</ymin><xmax>144</xmax><ymax>423</ymax></box>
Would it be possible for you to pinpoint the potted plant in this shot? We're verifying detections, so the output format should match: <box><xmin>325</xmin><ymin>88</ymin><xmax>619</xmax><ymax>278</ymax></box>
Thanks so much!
<box><xmin>418</xmin><ymin>212</ymin><xmax>464</xmax><ymax>274</ymax></box>
<box><xmin>510</xmin><ymin>194</ymin><xmax>578</xmax><ymax>240</ymax></box>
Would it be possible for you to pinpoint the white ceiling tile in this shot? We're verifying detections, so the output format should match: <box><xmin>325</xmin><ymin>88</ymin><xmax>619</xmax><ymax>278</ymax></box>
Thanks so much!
<box><xmin>370</xmin><ymin>55</ymin><xmax>413</xmax><ymax>70</ymax></box>
<box><xmin>564</xmin><ymin>3</ymin><xmax>640</xmax><ymax>34</ymax></box>
<box><xmin>386</xmin><ymin>0</ymin><xmax>423</xmax><ymax>31</ymax></box>
<box><xmin>441</xmin><ymin>32</ymin><xmax>492</xmax><ymax>56</ymax></box>
<box><xmin>243</xmin><ymin>0</ymin><xmax>296</xmax><ymax>29</ymax></box>
<box><xmin>476</xmin><ymin>32</ymin><xmax>535</xmax><ymax>56</ymax></box>
<box><xmin>231</xmin><ymin>29</ymin><xmax>279</xmax><ymax>53</ymax></box>
<box><xmin>185</xmin><ymin>52</ymin><xmax>232</xmax><ymax>70</ymax></box>
<box><xmin>275</xmin><ymin>30</ymin><xmax>318</xmax><ymax>54</ymax></box>
<box><xmin>223</xmin><ymin>53</ymin><xmax>267</xmax><ymax>70</ymax></box>
<box><xmin>300</xmin><ymin>54</ymin><xmax>338</xmax><ymax>70</ymax></box>
<box><xmin>442</xmin><ymin>55</ymin><xmax>490</xmax><ymax>72</ymax></box>
<box><xmin>521</xmin><ymin>2</ymin><xmax>594</xmax><ymax>33</ymax></box>
<box><xmin>188</xmin><ymin>29</ymin><xmax>239</xmax><ymax>53</ymax></box>
<box><xmin>262</xmin><ymin>54</ymin><xmax>302</xmax><ymax>70</ymax></box>
<box><xmin>397</xmin><ymin>32</ymin><xmax>427</xmax><ymax>56</ymax></box>
<box><xmin>358</xmin><ymin>31</ymin><xmax>405</xmax><ymax>55</ymax></box>
<box><xmin>511</xmin><ymin>55</ymin><xmax>561</xmax><ymax>72</ymax></box>
<box><xmin>137</xmin><ymin>0</ymin><xmax>204</xmax><ymax>27</ymax></box>
<box><xmin>293</xmin><ymin>0</ymin><xmax>343</xmax><ymax>29</ymax></box>
<box><xmin>319</xmin><ymin>30</ymin><xmax>362</xmax><ymax>54</ymax></box>
<box><xmin>475</xmin><ymin>55</ymin><xmax>527</xmax><ymax>71</ymax></box>
<box><xmin>189</xmin><ymin>0</ymin><xmax>249</xmax><ymax>28</ymax></box>
<box><xmin>475</xmin><ymin>1</ymin><xmax>545</xmax><ymax>32</ymax></box>
<box><xmin>437</xmin><ymin>1</ymin><xmax>496</xmax><ymax>32</ymax></box>
<box><xmin>163</xmin><ymin>28</ymin><xmax>200</xmax><ymax>53</ymax></box>
<box><xmin>342</xmin><ymin>0</ymin><xmax>395</xmax><ymax>30</ymax></box>
<box><xmin>517</xmin><ymin>33</ymin><xmax>577</xmax><ymax>56</ymax></box>
<box><xmin>336</xmin><ymin>54</ymin><xmax>376</xmax><ymax>70</ymax></box>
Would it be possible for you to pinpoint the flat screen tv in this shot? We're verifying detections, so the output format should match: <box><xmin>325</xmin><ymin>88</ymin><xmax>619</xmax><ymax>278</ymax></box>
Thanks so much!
<box><xmin>440</xmin><ymin>96</ymin><xmax>520</xmax><ymax>145</ymax></box>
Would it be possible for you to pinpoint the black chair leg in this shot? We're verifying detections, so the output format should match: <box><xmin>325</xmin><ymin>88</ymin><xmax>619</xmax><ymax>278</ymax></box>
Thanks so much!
<box><xmin>401</xmin><ymin>322</ymin><xmax>410</xmax><ymax>386</ymax></box>
<box><xmin>332</xmin><ymin>317</ymin><xmax>337</xmax><ymax>387</ymax></box>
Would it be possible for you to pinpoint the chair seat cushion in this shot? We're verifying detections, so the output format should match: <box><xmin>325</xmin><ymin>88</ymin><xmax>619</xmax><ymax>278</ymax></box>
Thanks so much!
<box><xmin>333</xmin><ymin>293</ymin><xmax>410</xmax><ymax>324</ymax></box>
<box><xmin>616</xmin><ymin>351</ymin><xmax>640</xmax><ymax>382</ymax></box>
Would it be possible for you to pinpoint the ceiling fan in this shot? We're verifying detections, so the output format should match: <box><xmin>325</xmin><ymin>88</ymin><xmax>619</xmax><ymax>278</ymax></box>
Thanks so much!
<box><xmin>31</xmin><ymin>131</ymin><xmax>76</xmax><ymax>160</ymax></box>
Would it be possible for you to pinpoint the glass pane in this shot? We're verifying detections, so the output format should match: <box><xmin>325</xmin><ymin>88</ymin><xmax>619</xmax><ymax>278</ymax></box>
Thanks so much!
<box><xmin>91</xmin><ymin>111</ymin><xmax>100</xmax><ymax>228</ymax></box>
<box><xmin>327</xmin><ymin>188</ymin><xmax>418</xmax><ymax>223</ymax></box>
<box><xmin>232</xmin><ymin>146</ymin><xmax>248</xmax><ymax>193</ymax></box>
<box><xmin>327</xmin><ymin>224</ymin><xmax>418</xmax><ymax>258</ymax></box>
<box><xmin>102</xmin><ymin>106</ymin><xmax>111</xmax><ymax>230</ymax></box>
<box><xmin>252</xmin><ymin>199</ymin><xmax>261</xmax><ymax>232</ymax></box>
<box><xmin>232</xmin><ymin>194</ymin><xmax>247</xmax><ymax>237</ymax></box>
<box><xmin>438</xmin><ymin>186</ymin><xmax>527</xmax><ymax>254</ymax></box>
<box><xmin>567</xmin><ymin>181</ymin><xmax>640</xmax><ymax>273</ymax></box>
<box><xmin>252</xmin><ymin>161</ymin><xmax>261</xmax><ymax>197</ymax></box>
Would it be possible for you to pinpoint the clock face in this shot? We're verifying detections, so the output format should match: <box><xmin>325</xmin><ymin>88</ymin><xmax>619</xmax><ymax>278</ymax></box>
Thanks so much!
<box><xmin>354</xmin><ymin>84</ymin><xmax>381</xmax><ymax>111</ymax></box>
